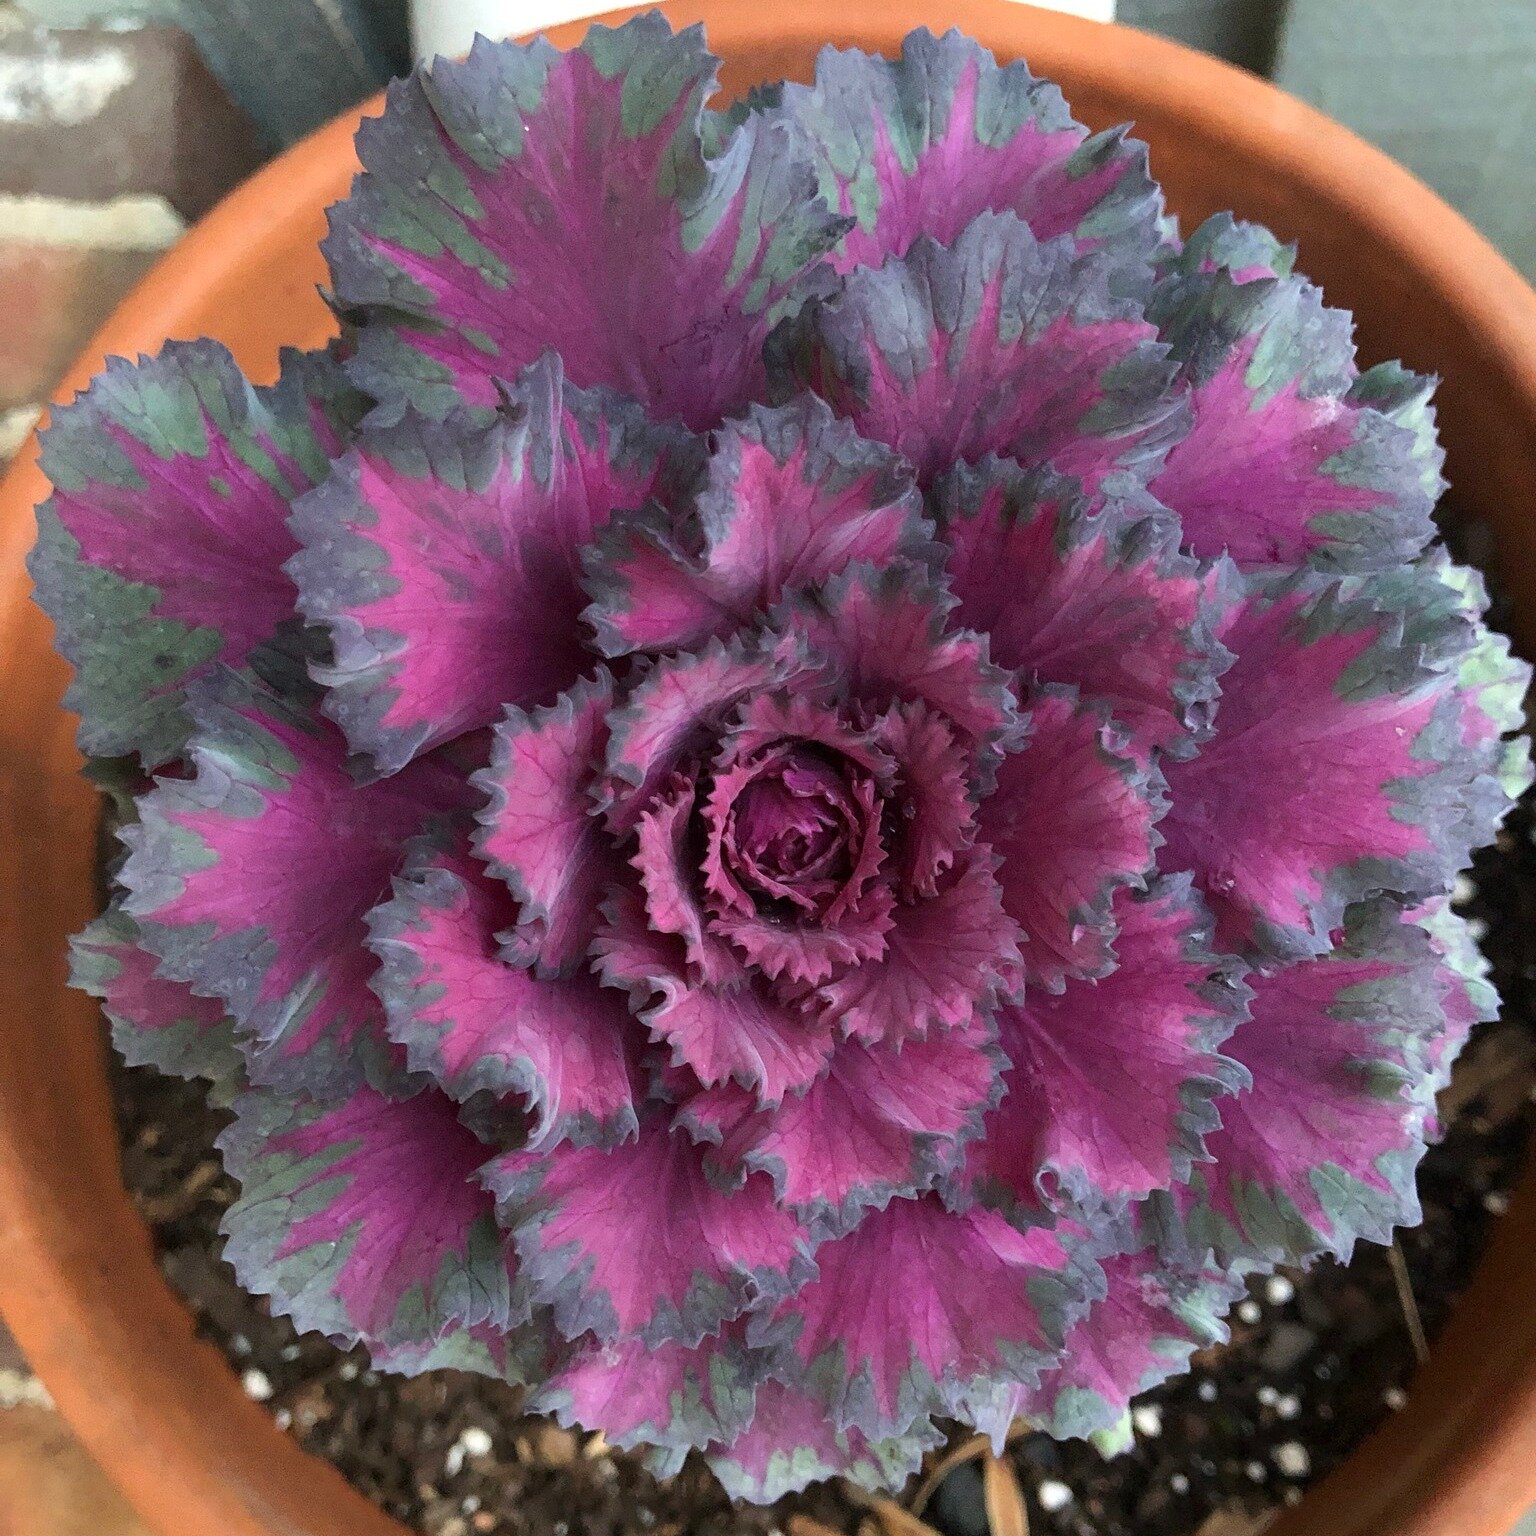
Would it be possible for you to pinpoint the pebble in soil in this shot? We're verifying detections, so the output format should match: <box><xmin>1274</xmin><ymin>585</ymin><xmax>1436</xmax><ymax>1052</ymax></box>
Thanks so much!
<box><xmin>111</xmin><ymin>783</ymin><xmax>1536</xmax><ymax>1536</ymax></box>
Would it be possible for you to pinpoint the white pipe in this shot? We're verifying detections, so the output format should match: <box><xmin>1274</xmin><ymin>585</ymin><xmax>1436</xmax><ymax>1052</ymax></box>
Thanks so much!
<box><xmin>411</xmin><ymin>0</ymin><xmax>1114</xmax><ymax>63</ymax></box>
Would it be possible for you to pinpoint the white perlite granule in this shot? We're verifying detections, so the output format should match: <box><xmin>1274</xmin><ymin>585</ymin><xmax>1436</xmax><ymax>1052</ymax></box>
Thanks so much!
<box><xmin>459</xmin><ymin>1426</ymin><xmax>493</xmax><ymax>1458</ymax></box>
<box><xmin>1274</xmin><ymin>1441</ymin><xmax>1311</xmax><ymax>1478</ymax></box>
<box><xmin>0</xmin><ymin>1368</ymin><xmax>54</xmax><ymax>1410</ymax></box>
<box><xmin>447</xmin><ymin>1425</ymin><xmax>494</xmax><ymax>1474</ymax></box>
<box><xmin>241</xmin><ymin>1368</ymin><xmax>274</xmax><ymax>1401</ymax></box>
<box><xmin>1037</xmin><ymin>1480</ymin><xmax>1074</xmax><ymax>1512</ymax></box>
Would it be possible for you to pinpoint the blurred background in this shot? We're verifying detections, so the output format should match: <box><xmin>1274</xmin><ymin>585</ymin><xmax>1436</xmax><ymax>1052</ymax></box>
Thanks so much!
<box><xmin>0</xmin><ymin>0</ymin><xmax>1531</xmax><ymax>1532</ymax></box>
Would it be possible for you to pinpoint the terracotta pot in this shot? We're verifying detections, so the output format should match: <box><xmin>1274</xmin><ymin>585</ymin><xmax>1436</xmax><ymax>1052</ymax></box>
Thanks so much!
<box><xmin>3</xmin><ymin>2</ymin><xmax>1535</xmax><ymax>1532</ymax></box>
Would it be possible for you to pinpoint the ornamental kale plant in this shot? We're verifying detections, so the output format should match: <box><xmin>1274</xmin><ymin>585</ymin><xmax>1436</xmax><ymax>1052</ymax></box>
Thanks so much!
<box><xmin>35</xmin><ymin>14</ymin><xmax>1532</xmax><ymax>1501</ymax></box>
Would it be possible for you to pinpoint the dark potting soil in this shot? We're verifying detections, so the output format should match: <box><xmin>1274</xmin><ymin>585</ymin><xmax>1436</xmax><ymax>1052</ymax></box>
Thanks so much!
<box><xmin>106</xmin><ymin>788</ymin><xmax>1536</xmax><ymax>1536</ymax></box>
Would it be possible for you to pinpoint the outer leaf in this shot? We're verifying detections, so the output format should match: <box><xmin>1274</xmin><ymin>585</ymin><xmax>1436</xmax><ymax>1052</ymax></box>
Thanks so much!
<box><xmin>1142</xmin><ymin>899</ymin><xmax>1446</xmax><ymax>1267</ymax></box>
<box><xmin>218</xmin><ymin>1083</ymin><xmax>521</xmax><ymax>1351</ymax></box>
<box><xmin>1162</xmin><ymin>212</ymin><xmax>1295</xmax><ymax>284</ymax></box>
<box><xmin>1425</xmin><ymin>552</ymin><xmax>1535</xmax><ymax>800</ymax></box>
<box><xmin>482</xmin><ymin>1118</ymin><xmax>817</xmax><ymax>1348</ymax></box>
<box><xmin>584</xmin><ymin>394</ymin><xmax>929</xmax><ymax>657</ymax></box>
<box><xmin>767</xmin><ymin>29</ymin><xmax>1160</xmax><ymax>274</ymax></box>
<box><xmin>934</xmin><ymin>457</ymin><xmax>1225</xmax><ymax>757</ymax></box>
<box><xmin>1351</xmin><ymin>362</ymin><xmax>1447</xmax><ymax>508</ymax></box>
<box><xmin>1147</xmin><ymin>269</ymin><xmax>1442</xmax><ymax>571</ymax></box>
<box><xmin>369</xmin><ymin>1315</ymin><xmax>560</xmax><ymax>1383</ymax></box>
<box><xmin>326</xmin><ymin>15</ymin><xmax>846</xmax><ymax>429</ymax></box>
<box><xmin>289</xmin><ymin>357</ymin><xmax>700</xmax><ymax>773</ymax></box>
<box><xmin>366</xmin><ymin>839</ymin><xmax>641</xmax><ymax>1148</ymax></box>
<box><xmin>966</xmin><ymin>878</ymin><xmax>1250</xmax><ymax>1220</ymax></box>
<box><xmin>978</xmin><ymin>685</ymin><xmax>1164</xmax><ymax>990</ymax></box>
<box><xmin>71</xmin><ymin>906</ymin><xmax>246</xmax><ymax>1102</ymax></box>
<box><xmin>1159</xmin><ymin>567</ymin><xmax>1522</xmax><ymax>959</ymax></box>
<box><xmin>594</xmin><ymin>886</ymin><xmax>838</xmax><ymax>1104</ymax></box>
<box><xmin>787</xmin><ymin>211</ymin><xmax>1185</xmax><ymax>492</ymax></box>
<box><xmin>1029</xmin><ymin>1245</ymin><xmax>1245</xmax><ymax>1441</ymax></box>
<box><xmin>1413</xmin><ymin>895</ymin><xmax>1501</xmax><ymax>1126</ymax></box>
<box><xmin>685</xmin><ymin>1015</ymin><xmax>1005</xmax><ymax>1231</ymax></box>
<box><xmin>31</xmin><ymin>341</ymin><xmax>364</xmax><ymax>765</ymax></box>
<box><xmin>1419</xmin><ymin>898</ymin><xmax>1500</xmax><ymax>1039</ymax></box>
<box><xmin>706</xmin><ymin>1376</ymin><xmax>942</xmax><ymax>1503</ymax></box>
<box><xmin>748</xmin><ymin>1196</ymin><xmax>1095</xmax><ymax>1439</ymax></box>
<box><xmin>119</xmin><ymin>672</ymin><xmax>438</xmax><ymax>1093</ymax></box>
<box><xmin>531</xmin><ymin>1330</ymin><xmax>757</xmax><ymax>1459</ymax></box>
<box><xmin>472</xmin><ymin>669</ymin><xmax>623</xmax><ymax>975</ymax></box>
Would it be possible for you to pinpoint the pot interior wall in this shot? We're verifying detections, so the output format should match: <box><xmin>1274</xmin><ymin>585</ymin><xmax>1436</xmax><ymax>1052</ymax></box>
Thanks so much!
<box><xmin>1</xmin><ymin>4</ymin><xmax>1535</xmax><ymax>1536</ymax></box>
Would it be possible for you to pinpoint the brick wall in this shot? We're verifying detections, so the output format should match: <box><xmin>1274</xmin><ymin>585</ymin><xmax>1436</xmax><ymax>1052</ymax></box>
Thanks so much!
<box><xmin>0</xmin><ymin>14</ymin><xmax>263</xmax><ymax>468</ymax></box>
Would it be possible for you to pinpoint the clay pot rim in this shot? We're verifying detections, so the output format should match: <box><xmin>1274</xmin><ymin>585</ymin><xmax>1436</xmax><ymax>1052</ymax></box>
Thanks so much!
<box><xmin>2</xmin><ymin>4</ymin><xmax>1536</xmax><ymax>1535</ymax></box>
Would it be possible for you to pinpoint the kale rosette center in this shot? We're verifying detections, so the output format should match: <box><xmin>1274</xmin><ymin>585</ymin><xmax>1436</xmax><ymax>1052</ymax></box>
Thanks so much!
<box><xmin>717</xmin><ymin>745</ymin><xmax>868</xmax><ymax>910</ymax></box>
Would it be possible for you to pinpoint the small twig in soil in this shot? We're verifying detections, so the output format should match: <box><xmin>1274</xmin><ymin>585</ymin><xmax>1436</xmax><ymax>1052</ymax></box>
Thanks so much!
<box><xmin>982</xmin><ymin>1453</ymin><xmax>1031</xmax><ymax>1536</ymax></box>
<box><xmin>1194</xmin><ymin>1508</ymin><xmax>1279</xmax><ymax>1536</ymax></box>
<box><xmin>135</xmin><ymin>1157</ymin><xmax>222</xmax><ymax>1223</ymax></box>
<box><xmin>788</xmin><ymin>1515</ymin><xmax>847</xmax><ymax>1536</ymax></box>
<box><xmin>1388</xmin><ymin>1239</ymin><xmax>1431</xmax><ymax>1365</ymax></box>
<box><xmin>908</xmin><ymin>1424</ymin><xmax>1029</xmax><ymax>1518</ymax></box>
<box><xmin>839</xmin><ymin>1481</ymin><xmax>940</xmax><ymax>1536</ymax></box>
<box><xmin>874</xmin><ymin>1499</ymin><xmax>942</xmax><ymax>1536</ymax></box>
